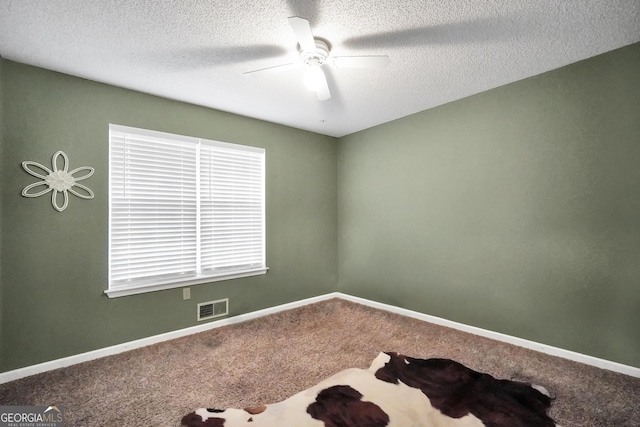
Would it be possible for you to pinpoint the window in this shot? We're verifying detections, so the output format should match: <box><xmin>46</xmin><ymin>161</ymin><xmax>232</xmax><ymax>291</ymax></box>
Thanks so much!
<box><xmin>107</xmin><ymin>124</ymin><xmax>266</xmax><ymax>298</ymax></box>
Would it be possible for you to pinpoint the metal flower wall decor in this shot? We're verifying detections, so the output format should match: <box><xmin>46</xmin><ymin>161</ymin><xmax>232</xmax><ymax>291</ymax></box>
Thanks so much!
<box><xmin>22</xmin><ymin>151</ymin><xmax>94</xmax><ymax>212</ymax></box>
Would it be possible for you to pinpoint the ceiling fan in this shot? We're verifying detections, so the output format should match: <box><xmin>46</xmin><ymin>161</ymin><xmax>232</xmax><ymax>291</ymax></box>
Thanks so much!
<box><xmin>244</xmin><ymin>17</ymin><xmax>390</xmax><ymax>101</ymax></box>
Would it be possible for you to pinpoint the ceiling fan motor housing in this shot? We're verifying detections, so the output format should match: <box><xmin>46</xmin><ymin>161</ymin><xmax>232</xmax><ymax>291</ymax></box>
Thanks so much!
<box><xmin>300</xmin><ymin>39</ymin><xmax>330</xmax><ymax>66</ymax></box>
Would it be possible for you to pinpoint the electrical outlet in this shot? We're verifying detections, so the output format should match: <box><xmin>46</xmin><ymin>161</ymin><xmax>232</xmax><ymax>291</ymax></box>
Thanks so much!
<box><xmin>182</xmin><ymin>287</ymin><xmax>191</xmax><ymax>300</ymax></box>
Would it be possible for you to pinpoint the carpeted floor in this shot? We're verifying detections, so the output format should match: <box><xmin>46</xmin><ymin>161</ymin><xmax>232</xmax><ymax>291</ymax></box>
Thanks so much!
<box><xmin>1</xmin><ymin>298</ymin><xmax>639</xmax><ymax>426</ymax></box>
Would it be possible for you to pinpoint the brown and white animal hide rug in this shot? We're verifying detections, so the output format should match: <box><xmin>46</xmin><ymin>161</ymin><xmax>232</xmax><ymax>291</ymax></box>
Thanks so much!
<box><xmin>181</xmin><ymin>351</ymin><xmax>560</xmax><ymax>427</ymax></box>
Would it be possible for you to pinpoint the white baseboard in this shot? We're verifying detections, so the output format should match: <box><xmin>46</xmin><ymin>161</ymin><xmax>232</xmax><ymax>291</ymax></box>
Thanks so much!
<box><xmin>337</xmin><ymin>293</ymin><xmax>640</xmax><ymax>378</ymax></box>
<box><xmin>1</xmin><ymin>291</ymin><xmax>638</xmax><ymax>384</ymax></box>
<box><xmin>0</xmin><ymin>293</ymin><xmax>339</xmax><ymax>384</ymax></box>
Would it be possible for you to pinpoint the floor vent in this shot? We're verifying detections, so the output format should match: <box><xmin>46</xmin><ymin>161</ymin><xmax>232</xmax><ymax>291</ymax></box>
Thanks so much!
<box><xmin>197</xmin><ymin>298</ymin><xmax>229</xmax><ymax>321</ymax></box>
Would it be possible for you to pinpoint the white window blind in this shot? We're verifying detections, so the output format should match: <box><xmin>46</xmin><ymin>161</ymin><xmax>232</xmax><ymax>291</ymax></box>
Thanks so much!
<box><xmin>108</xmin><ymin>124</ymin><xmax>266</xmax><ymax>298</ymax></box>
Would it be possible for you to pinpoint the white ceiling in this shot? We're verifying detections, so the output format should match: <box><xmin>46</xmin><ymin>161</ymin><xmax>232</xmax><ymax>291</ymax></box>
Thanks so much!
<box><xmin>0</xmin><ymin>1</ymin><xmax>638</xmax><ymax>137</ymax></box>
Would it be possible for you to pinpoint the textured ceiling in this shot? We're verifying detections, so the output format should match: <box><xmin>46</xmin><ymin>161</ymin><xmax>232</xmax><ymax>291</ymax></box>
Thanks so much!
<box><xmin>0</xmin><ymin>0</ymin><xmax>639</xmax><ymax>137</ymax></box>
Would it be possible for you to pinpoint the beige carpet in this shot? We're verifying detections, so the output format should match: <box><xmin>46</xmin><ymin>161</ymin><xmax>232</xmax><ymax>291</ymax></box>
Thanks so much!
<box><xmin>1</xmin><ymin>298</ymin><xmax>639</xmax><ymax>426</ymax></box>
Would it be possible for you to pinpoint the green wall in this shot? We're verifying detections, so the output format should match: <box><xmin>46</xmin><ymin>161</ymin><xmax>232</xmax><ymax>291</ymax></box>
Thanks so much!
<box><xmin>2</xmin><ymin>42</ymin><xmax>639</xmax><ymax>374</ymax></box>
<box><xmin>0</xmin><ymin>61</ymin><xmax>338</xmax><ymax>372</ymax></box>
<box><xmin>0</xmin><ymin>57</ymin><xmax>4</xmax><ymax>370</ymax></box>
<box><xmin>338</xmin><ymin>43</ymin><xmax>640</xmax><ymax>368</ymax></box>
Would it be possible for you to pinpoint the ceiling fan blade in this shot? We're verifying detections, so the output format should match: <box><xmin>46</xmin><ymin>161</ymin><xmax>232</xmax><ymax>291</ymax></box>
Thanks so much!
<box><xmin>244</xmin><ymin>62</ymin><xmax>298</xmax><ymax>77</ymax></box>
<box><xmin>330</xmin><ymin>55</ymin><xmax>390</xmax><ymax>68</ymax></box>
<box><xmin>288</xmin><ymin>16</ymin><xmax>317</xmax><ymax>52</ymax></box>
<box><xmin>315</xmin><ymin>70</ymin><xmax>331</xmax><ymax>101</ymax></box>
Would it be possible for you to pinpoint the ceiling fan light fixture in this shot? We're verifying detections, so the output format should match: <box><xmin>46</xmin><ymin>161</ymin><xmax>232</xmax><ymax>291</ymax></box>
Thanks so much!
<box><xmin>244</xmin><ymin>17</ymin><xmax>386</xmax><ymax>102</ymax></box>
<box><xmin>303</xmin><ymin>64</ymin><xmax>325</xmax><ymax>92</ymax></box>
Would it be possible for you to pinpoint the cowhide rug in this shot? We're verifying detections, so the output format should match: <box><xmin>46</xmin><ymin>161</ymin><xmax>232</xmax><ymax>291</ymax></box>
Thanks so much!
<box><xmin>182</xmin><ymin>352</ymin><xmax>561</xmax><ymax>427</ymax></box>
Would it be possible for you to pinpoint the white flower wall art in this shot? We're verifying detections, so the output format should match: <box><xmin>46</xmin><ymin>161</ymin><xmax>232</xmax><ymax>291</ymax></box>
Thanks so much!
<box><xmin>22</xmin><ymin>151</ymin><xmax>94</xmax><ymax>212</ymax></box>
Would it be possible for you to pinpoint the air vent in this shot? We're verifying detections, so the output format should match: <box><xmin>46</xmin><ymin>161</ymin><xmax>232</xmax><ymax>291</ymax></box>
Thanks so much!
<box><xmin>197</xmin><ymin>298</ymin><xmax>229</xmax><ymax>321</ymax></box>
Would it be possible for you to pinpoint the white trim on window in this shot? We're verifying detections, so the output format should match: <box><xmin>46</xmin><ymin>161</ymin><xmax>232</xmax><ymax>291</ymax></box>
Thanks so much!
<box><xmin>107</xmin><ymin>124</ymin><xmax>267</xmax><ymax>297</ymax></box>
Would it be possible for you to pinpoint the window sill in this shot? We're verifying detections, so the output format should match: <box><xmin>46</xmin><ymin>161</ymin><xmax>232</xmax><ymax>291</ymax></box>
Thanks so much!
<box><xmin>104</xmin><ymin>267</ymin><xmax>269</xmax><ymax>298</ymax></box>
